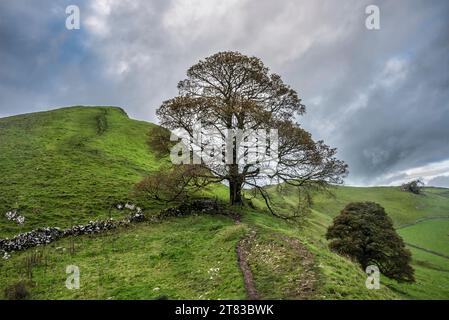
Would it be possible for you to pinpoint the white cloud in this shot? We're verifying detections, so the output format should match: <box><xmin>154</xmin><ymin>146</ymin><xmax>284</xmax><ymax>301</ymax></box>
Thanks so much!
<box><xmin>379</xmin><ymin>57</ymin><xmax>409</xmax><ymax>88</ymax></box>
<box><xmin>375</xmin><ymin>159</ymin><xmax>449</xmax><ymax>186</ymax></box>
<box><xmin>85</xmin><ymin>0</ymin><xmax>114</xmax><ymax>36</ymax></box>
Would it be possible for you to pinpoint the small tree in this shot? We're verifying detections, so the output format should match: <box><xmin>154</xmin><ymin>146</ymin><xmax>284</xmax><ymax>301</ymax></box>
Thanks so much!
<box><xmin>326</xmin><ymin>202</ymin><xmax>414</xmax><ymax>282</ymax></box>
<box><xmin>401</xmin><ymin>179</ymin><xmax>424</xmax><ymax>194</ymax></box>
<box><xmin>133</xmin><ymin>165</ymin><xmax>212</xmax><ymax>203</ymax></box>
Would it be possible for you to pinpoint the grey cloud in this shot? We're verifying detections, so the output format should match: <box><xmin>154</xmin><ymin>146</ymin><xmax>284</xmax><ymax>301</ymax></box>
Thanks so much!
<box><xmin>427</xmin><ymin>176</ymin><xmax>449</xmax><ymax>188</ymax></box>
<box><xmin>0</xmin><ymin>0</ymin><xmax>448</xmax><ymax>185</ymax></box>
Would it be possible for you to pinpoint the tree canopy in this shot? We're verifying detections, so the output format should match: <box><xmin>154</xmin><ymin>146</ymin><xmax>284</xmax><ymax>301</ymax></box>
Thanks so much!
<box><xmin>153</xmin><ymin>51</ymin><xmax>348</xmax><ymax>216</ymax></box>
<box><xmin>326</xmin><ymin>202</ymin><xmax>415</xmax><ymax>282</ymax></box>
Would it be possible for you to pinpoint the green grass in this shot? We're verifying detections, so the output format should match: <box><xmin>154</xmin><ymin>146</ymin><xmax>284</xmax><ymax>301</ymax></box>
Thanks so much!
<box><xmin>312</xmin><ymin>185</ymin><xmax>449</xmax><ymax>300</ymax></box>
<box><xmin>240</xmin><ymin>210</ymin><xmax>398</xmax><ymax>300</ymax></box>
<box><xmin>398</xmin><ymin>219</ymin><xmax>449</xmax><ymax>256</ymax></box>
<box><xmin>245</xmin><ymin>232</ymin><xmax>308</xmax><ymax>299</ymax></box>
<box><xmin>250</xmin><ymin>184</ymin><xmax>449</xmax><ymax>299</ymax></box>
<box><xmin>383</xmin><ymin>218</ymin><xmax>449</xmax><ymax>299</ymax></box>
<box><xmin>384</xmin><ymin>248</ymin><xmax>449</xmax><ymax>299</ymax></box>
<box><xmin>247</xmin><ymin>184</ymin><xmax>449</xmax><ymax>226</ymax></box>
<box><xmin>0</xmin><ymin>106</ymin><xmax>166</xmax><ymax>237</ymax></box>
<box><xmin>1</xmin><ymin>106</ymin><xmax>448</xmax><ymax>300</ymax></box>
<box><xmin>0</xmin><ymin>209</ymin><xmax>397</xmax><ymax>300</ymax></box>
<box><xmin>311</xmin><ymin>186</ymin><xmax>449</xmax><ymax>226</ymax></box>
<box><xmin>0</xmin><ymin>215</ymin><xmax>248</xmax><ymax>299</ymax></box>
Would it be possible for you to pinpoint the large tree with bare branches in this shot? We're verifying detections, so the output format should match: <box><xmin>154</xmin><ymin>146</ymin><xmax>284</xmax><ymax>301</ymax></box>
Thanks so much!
<box><xmin>155</xmin><ymin>51</ymin><xmax>347</xmax><ymax>215</ymax></box>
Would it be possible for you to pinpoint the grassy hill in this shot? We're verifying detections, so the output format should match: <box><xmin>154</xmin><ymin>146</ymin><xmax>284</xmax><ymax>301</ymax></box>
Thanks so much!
<box><xmin>312</xmin><ymin>186</ymin><xmax>449</xmax><ymax>226</ymax></box>
<box><xmin>253</xmin><ymin>184</ymin><xmax>449</xmax><ymax>299</ymax></box>
<box><xmin>0</xmin><ymin>106</ymin><xmax>448</xmax><ymax>300</ymax></box>
<box><xmin>0</xmin><ymin>106</ymin><xmax>165</xmax><ymax>237</ymax></box>
<box><xmin>312</xmin><ymin>186</ymin><xmax>449</xmax><ymax>299</ymax></box>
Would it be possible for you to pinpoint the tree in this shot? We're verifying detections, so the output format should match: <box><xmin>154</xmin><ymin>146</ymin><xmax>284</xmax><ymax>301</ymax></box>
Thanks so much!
<box><xmin>133</xmin><ymin>165</ymin><xmax>210</xmax><ymax>203</ymax></box>
<box><xmin>401</xmin><ymin>179</ymin><xmax>424</xmax><ymax>195</ymax></box>
<box><xmin>156</xmin><ymin>51</ymin><xmax>347</xmax><ymax>215</ymax></box>
<box><xmin>326</xmin><ymin>202</ymin><xmax>415</xmax><ymax>282</ymax></box>
<box><xmin>147</xmin><ymin>125</ymin><xmax>173</xmax><ymax>159</ymax></box>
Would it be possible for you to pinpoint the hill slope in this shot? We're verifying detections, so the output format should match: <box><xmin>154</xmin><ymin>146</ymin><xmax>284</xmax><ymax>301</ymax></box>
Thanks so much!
<box><xmin>0</xmin><ymin>107</ymin><xmax>448</xmax><ymax>300</ymax></box>
<box><xmin>0</xmin><ymin>106</ymin><xmax>164</xmax><ymax>237</ymax></box>
<box><xmin>251</xmin><ymin>183</ymin><xmax>449</xmax><ymax>299</ymax></box>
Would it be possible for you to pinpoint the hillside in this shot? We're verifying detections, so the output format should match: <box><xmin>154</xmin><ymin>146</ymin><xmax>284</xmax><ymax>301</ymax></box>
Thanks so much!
<box><xmin>0</xmin><ymin>106</ymin><xmax>165</xmax><ymax>237</ymax></box>
<box><xmin>253</xmin><ymin>184</ymin><xmax>449</xmax><ymax>299</ymax></box>
<box><xmin>0</xmin><ymin>107</ymin><xmax>448</xmax><ymax>300</ymax></box>
<box><xmin>312</xmin><ymin>186</ymin><xmax>449</xmax><ymax>226</ymax></box>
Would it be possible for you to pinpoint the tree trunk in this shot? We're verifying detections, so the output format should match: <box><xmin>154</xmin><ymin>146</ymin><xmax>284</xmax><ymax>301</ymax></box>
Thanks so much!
<box><xmin>226</xmin><ymin>112</ymin><xmax>245</xmax><ymax>206</ymax></box>
<box><xmin>230</xmin><ymin>180</ymin><xmax>243</xmax><ymax>205</ymax></box>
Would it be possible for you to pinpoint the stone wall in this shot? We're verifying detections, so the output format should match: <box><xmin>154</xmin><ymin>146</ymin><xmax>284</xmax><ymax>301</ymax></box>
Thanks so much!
<box><xmin>1</xmin><ymin>212</ymin><xmax>144</xmax><ymax>254</ymax></box>
<box><xmin>1</xmin><ymin>199</ymin><xmax>228</xmax><ymax>256</ymax></box>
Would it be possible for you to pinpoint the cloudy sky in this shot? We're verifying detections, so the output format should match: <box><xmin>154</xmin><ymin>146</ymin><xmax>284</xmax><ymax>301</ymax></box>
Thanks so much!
<box><xmin>1</xmin><ymin>0</ymin><xmax>448</xmax><ymax>186</ymax></box>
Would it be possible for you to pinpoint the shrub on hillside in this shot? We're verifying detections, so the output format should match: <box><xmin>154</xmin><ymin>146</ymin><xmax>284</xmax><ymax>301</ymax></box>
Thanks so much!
<box><xmin>326</xmin><ymin>202</ymin><xmax>415</xmax><ymax>282</ymax></box>
<box><xmin>133</xmin><ymin>165</ymin><xmax>212</xmax><ymax>203</ymax></box>
<box><xmin>4</xmin><ymin>281</ymin><xmax>30</xmax><ymax>300</ymax></box>
<box><xmin>154</xmin><ymin>199</ymin><xmax>228</xmax><ymax>221</ymax></box>
<box><xmin>96</xmin><ymin>111</ymin><xmax>108</xmax><ymax>135</ymax></box>
<box><xmin>147</xmin><ymin>126</ymin><xmax>173</xmax><ymax>157</ymax></box>
<box><xmin>401</xmin><ymin>179</ymin><xmax>424</xmax><ymax>194</ymax></box>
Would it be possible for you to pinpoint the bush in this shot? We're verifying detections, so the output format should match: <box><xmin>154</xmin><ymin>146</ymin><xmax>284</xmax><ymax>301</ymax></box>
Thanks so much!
<box><xmin>4</xmin><ymin>281</ymin><xmax>30</xmax><ymax>300</ymax></box>
<box><xmin>326</xmin><ymin>202</ymin><xmax>415</xmax><ymax>282</ymax></box>
<box><xmin>96</xmin><ymin>111</ymin><xmax>108</xmax><ymax>135</ymax></box>
<box><xmin>154</xmin><ymin>199</ymin><xmax>227</xmax><ymax>221</ymax></box>
<box><xmin>133</xmin><ymin>165</ymin><xmax>212</xmax><ymax>203</ymax></box>
<box><xmin>147</xmin><ymin>126</ymin><xmax>173</xmax><ymax>157</ymax></box>
<box><xmin>401</xmin><ymin>179</ymin><xmax>424</xmax><ymax>194</ymax></box>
